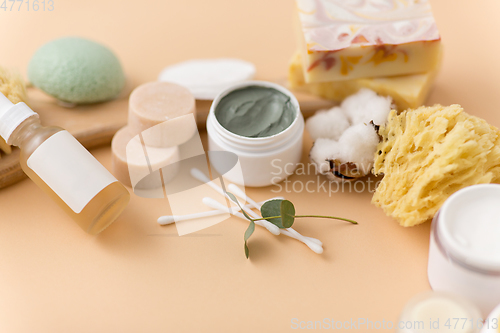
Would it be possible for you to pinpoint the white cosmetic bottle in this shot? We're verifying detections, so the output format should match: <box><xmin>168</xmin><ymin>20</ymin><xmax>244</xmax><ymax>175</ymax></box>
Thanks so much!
<box><xmin>0</xmin><ymin>93</ymin><xmax>129</xmax><ymax>234</ymax></box>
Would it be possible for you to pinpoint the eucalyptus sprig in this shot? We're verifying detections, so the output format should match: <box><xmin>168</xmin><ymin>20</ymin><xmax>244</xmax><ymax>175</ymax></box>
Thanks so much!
<box><xmin>225</xmin><ymin>193</ymin><xmax>358</xmax><ymax>259</ymax></box>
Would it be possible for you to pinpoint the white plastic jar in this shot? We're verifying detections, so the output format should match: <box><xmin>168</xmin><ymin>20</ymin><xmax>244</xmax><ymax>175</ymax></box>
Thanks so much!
<box><xmin>397</xmin><ymin>291</ymin><xmax>482</xmax><ymax>333</ymax></box>
<box><xmin>428</xmin><ymin>184</ymin><xmax>500</xmax><ymax>316</ymax></box>
<box><xmin>480</xmin><ymin>303</ymin><xmax>500</xmax><ymax>333</ymax></box>
<box><xmin>207</xmin><ymin>81</ymin><xmax>304</xmax><ymax>187</ymax></box>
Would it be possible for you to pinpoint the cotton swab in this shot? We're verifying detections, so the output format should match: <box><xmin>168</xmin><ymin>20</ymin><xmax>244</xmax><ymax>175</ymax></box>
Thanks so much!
<box><xmin>227</xmin><ymin>183</ymin><xmax>323</xmax><ymax>247</ymax></box>
<box><xmin>190</xmin><ymin>168</ymin><xmax>222</xmax><ymax>194</ymax></box>
<box><xmin>202</xmin><ymin>197</ymin><xmax>259</xmax><ymax>222</ymax></box>
<box><xmin>227</xmin><ymin>183</ymin><xmax>262</xmax><ymax>211</ymax></box>
<box><xmin>157</xmin><ymin>200</ymin><xmax>270</xmax><ymax>225</ymax></box>
<box><xmin>280</xmin><ymin>229</ymin><xmax>323</xmax><ymax>254</ymax></box>
<box><xmin>285</xmin><ymin>228</ymin><xmax>323</xmax><ymax>247</ymax></box>
<box><xmin>190</xmin><ymin>168</ymin><xmax>323</xmax><ymax>253</ymax></box>
<box><xmin>202</xmin><ymin>197</ymin><xmax>282</xmax><ymax>238</ymax></box>
<box><xmin>190</xmin><ymin>168</ymin><xmax>280</xmax><ymax>235</ymax></box>
<box><xmin>202</xmin><ymin>197</ymin><xmax>323</xmax><ymax>254</ymax></box>
<box><xmin>202</xmin><ymin>197</ymin><xmax>249</xmax><ymax>221</ymax></box>
<box><xmin>158</xmin><ymin>209</ymin><xmax>228</xmax><ymax>225</ymax></box>
<box><xmin>203</xmin><ymin>186</ymin><xmax>323</xmax><ymax>254</ymax></box>
<box><xmin>190</xmin><ymin>168</ymin><xmax>259</xmax><ymax>219</ymax></box>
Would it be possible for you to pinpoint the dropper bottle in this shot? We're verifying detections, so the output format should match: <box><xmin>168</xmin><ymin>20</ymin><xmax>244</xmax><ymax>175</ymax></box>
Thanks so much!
<box><xmin>0</xmin><ymin>92</ymin><xmax>130</xmax><ymax>234</ymax></box>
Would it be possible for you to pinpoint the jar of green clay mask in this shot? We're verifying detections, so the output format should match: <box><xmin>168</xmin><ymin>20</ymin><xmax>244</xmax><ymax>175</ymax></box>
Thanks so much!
<box><xmin>207</xmin><ymin>81</ymin><xmax>304</xmax><ymax>187</ymax></box>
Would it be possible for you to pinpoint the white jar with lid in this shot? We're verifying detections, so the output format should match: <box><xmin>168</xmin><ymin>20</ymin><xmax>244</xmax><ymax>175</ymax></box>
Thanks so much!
<box><xmin>397</xmin><ymin>291</ymin><xmax>482</xmax><ymax>333</ymax></box>
<box><xmin>206</xmin><ymin>81</ymin><xmax>304</xmax><ymax>187</ymax></box>
<box><xmin>480</xmin><ymin>303</ymin><xmax>500</xmax><ymax>333</ymax></box>
<box><xmin>428</xmin><ymin>184</ymin><xmax>500</xmax><ymax>316</ymax></box>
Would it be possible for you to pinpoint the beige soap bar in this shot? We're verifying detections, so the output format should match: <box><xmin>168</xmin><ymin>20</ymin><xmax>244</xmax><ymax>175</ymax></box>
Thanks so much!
<box><xmin>111</xmin><ymin>126</ymin><xmax>179</xmax><ymax>189</ymax></box>
<box><xmin>128</xmin><ymin>82</ymin><xmax>196</xmax><ymax>148</ymax></box>
<box><xmin>289</xmin><ymin>52</ymin><xmax>439</xmax><ymax>111</ymax></box>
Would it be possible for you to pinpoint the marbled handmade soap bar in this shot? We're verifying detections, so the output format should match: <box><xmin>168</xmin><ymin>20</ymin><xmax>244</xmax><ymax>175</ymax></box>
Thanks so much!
<box><xmin>296</xmin><ymin>0</ymin><xmax>441</xmax><ymax>83</ymax></box>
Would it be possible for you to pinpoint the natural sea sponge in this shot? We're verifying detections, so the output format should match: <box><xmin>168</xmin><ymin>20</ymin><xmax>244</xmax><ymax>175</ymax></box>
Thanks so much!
<box><xmin>28</xmin><ymin>37</ymin><xmax>125</xmax><ymax>104</ymax></box>
<box><xmin>372</xmin><ymin>105</ymin><xmax>500</xmax><ymax>227</ymax></box>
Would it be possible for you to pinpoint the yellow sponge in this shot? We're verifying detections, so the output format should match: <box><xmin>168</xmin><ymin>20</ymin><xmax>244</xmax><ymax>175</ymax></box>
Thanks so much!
<box><xmin>372</xmin><ymin>105</ymin><xmax>500</xmax><ymax>227</ymax></box>
<box><xmin>0</xmin><ymin>67</ymin><xmax>28</xmax><ymax>157</ymax></box>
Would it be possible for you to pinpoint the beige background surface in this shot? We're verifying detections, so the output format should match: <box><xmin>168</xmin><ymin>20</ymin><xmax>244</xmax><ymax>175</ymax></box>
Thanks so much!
<box><xmin>0</xmin><ymin>0</ymin><xmax>499</xmax><ymax>332</ymax></box>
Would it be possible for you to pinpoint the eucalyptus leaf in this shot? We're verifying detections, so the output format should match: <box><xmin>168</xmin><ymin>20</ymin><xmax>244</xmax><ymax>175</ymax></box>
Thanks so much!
<box><xmin>244</xmin><ymin>242</ymin><xmax>249</xmax><ymax>259</ymax></box>
<box><xmin>244</xmin><ymin>220</ymin><xmax>255</xmax><ymax>242</ymax></box>
<box><xmin>260</xmin><ymin>199</ymin><xmax>285</xmax><ymax>228</ymax></box>
<box><xmin>280</xmin><ymin>200</ymin><xmax>295</xmax><ymax>228</ymax></box>
<box><xmin>244</xmin><ymin>221</ymin><xmax>255</xmax><ymax>259</ymax></box>
<box><xmin>226</xmin><ymin>192</ymin><xmax>238</xmax><ymax>204</ymax></box>
<box><xmin>226</xmin><ymin>192</ymin><xmax>252</xmax><ymax>221</ymax></box>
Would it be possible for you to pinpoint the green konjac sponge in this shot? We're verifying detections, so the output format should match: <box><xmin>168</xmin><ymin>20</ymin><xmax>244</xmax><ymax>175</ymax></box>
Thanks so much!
<box><xmin>28</xmin><ymin>37</ymin><xmax>126</xmax><ymax>104</ymax></box>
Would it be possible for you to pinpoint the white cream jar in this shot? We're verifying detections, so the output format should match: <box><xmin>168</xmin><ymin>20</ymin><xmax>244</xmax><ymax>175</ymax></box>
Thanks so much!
<box><xmin>480</xmin><ymin>303</ymin><xmax>500</xmax><ymax>333</ymax></box>
<box><xmin>428</xmin><ymin>184</ymin><xmax>500</xmax><ymax>316</ymax></box>
<box><xmin>397</xmin><ymin>291</ymin><xmax>482</xmax><ymax>333</ymax></box>
<box><xmin>207</xmin><ymin>81</ymin><xmax>304</xmax><ymax>187</ymax></box>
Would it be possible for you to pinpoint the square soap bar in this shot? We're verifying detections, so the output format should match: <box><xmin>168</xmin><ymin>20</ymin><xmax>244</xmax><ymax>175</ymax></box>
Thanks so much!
<box><xmin>288</xmin><ymin>52</ymin><xmax>440</xmax><ymax>111</ymax></box>
<box><xmin>296</xmin><ymin>0</ymin><xmax>441</xmax><ymax>83</ymax></box>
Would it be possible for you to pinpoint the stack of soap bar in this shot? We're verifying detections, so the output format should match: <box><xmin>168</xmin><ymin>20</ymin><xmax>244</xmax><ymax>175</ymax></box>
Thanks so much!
<box><xmin>289</xmin><ymin>52</ymin><xmax>440</xmax><ymax>110</ymax></box>
<box><xmin>128</xmin><ymin>82</ymin><xmax>197</xmax><ymax>147</ymax></box>
<box><xmin>111</xmin><ymin>82</ymin><xmax>196</xmax><ymax>189</ymax></box>
<box><xmin>295</xmin><ymin>0</ymin><xmax>441</xmax><ymax>83</ymax></box>
<box><xmin>111</xmin><ymin>127</ymin><xmax>179</xmax><ymax>189</ymax></box>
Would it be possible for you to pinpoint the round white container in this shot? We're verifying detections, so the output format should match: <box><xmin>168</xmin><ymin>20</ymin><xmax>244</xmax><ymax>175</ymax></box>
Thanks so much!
<box><xmin>397</xmin><ymin>291</ymin><xmax>482</xmax><ymax>333</ymax></box>
<box><xmin>480</xmin><ymin>303</ymin><xmax>500</xmax><ymax>333</ymax></box>
<box><xmin>428</xmin><ymin>184</ymin><xmax>500</xmax><ymax>316</ymax></box>
<box><xmin>207</xmin><ymin>81</ymin><xmax>304</xmax><ymax>187</ymax></box>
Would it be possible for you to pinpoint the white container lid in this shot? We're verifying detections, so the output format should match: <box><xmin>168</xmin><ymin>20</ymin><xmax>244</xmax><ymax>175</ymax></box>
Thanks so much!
<box><xmin>438</xmin><ymin>184</ymin><xmax>500</xmax><ymax>272</ymax></box>
<box><xmin>0</xmin><ymin>92</ymin><xmax>37</xmax><ymax>144</ymax></box>
<box><xmin>398</xmin><ymin>291</ymin><xmax>482</xmax><ymax>333</ymax></box>
<box><xmin>481</xmin><ymin>302</ymin><xmax>500</xmax><ymax>333</ymax></box>
<box><xmin>158</xmin><ymin>58</ymin><xmax>256</xmax><ymax>100</ymax></box>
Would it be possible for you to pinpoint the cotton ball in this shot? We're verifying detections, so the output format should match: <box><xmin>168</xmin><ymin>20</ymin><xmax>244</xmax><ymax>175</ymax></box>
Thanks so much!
<box><xmin>341</xmin><ymin>88</ymin><xmax>392</xmax><ymax>126</ymax></box>
<box><xmin>305</xmin><ymin>106</ymin><xmax>350</xmax><ymax>141</ymax></box>
<box><xmin>309</xmin><ymin>138</ymin><xmax>342</xmax><ymax>174</ymax></box>
<box><xmin>338</xmin><ymin>123</ymin><xmax>380</xmax><ymax>175</ymax></box>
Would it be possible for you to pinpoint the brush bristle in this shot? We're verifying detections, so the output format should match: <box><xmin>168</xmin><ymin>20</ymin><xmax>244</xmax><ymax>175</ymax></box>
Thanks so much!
<box><xmin>0</xmin><ymin>67</ymin><xmax>28</xmax><ymax>156</ymax></box>
<box><xmin>0</xmin><ymin>67</ymin><xmax>28</xmax><ymax>105</ymax></box>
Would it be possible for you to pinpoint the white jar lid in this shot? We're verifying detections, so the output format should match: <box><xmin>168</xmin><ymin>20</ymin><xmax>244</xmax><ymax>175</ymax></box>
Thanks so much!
<box><xmin>481</xmin><ymin>302</ymin><xmax>500</xmax><ymax>333</ymax></box>
<box><xmin>158</xmin><ymin>58</ymin><xmax>256</xmax><ymax>100</ymax></box>
<box><xmin>398</xmin><ymin>291</ymin><xmax>482</xmax><ymax>333</ymax></box>
<box><xmin>438</xmin><ymin>184</ymin><xmax>500</xmax><ymax>272</ymax></box>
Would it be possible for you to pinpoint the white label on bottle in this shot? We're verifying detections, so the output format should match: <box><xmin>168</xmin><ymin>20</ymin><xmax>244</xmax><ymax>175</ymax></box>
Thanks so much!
<box><xmin>27</xmin><ymin>131</ymin><xmax>117</xmax><ymax>214</ymax></box>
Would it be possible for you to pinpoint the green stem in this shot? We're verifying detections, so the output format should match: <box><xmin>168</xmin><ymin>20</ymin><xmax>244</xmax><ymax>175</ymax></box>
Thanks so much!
<box><xmin>295</xmin><ymin>215</ymin><xmax>358</xmax><ymax>224</ymax></box>
<box><xmin>252</xmin><ymin>215</ymin><xmax>358</xmax><ymax>224</ymax></box>
<box><xmin>251</xmin><ymin>216</ymin><xmax>281</xmax><ymax>221</ymax></box>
